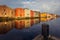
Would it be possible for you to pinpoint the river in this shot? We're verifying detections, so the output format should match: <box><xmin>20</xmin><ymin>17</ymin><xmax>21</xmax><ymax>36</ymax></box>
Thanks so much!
<box><xmin>0</xmin><ymin>17</ymin><xmax>60</xmax><ymax>40</ymax></box>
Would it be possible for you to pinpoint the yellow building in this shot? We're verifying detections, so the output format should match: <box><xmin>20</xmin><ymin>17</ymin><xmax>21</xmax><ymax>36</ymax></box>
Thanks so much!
<box><xmin>41</xmin><ymin>12</ymin><xmax>56</xmax><ymax>18</ymax></box>
<box><xmin>40</xmin><ymin>12</ymin><xmax>47</xmax><ymax>18</ymax></box>
<box><xmin>0</xmin><ymin>5</ymin><xmax>15</xmax><ymax>18</ymax></box>
<box><xmin>24</xmin><ymin>8</ymin><xmax>30</xmax><ymax>18</ymax></box>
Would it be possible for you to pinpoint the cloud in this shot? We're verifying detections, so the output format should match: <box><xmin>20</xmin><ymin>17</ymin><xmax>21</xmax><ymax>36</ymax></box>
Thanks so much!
<box><xmin>22</xmin><ymin>1</ymin><xmax>31</xmax><ymax>4</ymax></box>
<box><xmin>0</xmin><ymin>0</ymin><xmax>60</xmax><ymax>14</ymax></box>
<box><xmin>22</xmin><ymin>1</ymin><xmax>36</xmax><ymax>5</ymax></box>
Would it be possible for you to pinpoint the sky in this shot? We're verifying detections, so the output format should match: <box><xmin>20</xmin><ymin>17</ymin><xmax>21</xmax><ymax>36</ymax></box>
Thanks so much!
<box><xmin>0</xmin><ymin>0</ymin><xmax>60</xmax><ymax>14</ymax></box>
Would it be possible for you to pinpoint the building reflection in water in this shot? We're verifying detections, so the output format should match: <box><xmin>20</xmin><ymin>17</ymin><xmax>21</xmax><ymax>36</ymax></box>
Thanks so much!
<box><xmin>0</xmin><ymin>21</ymin><xmax>15</xmax><ymax>34</ymax></box>
<box><xmin>0</xmin><ymin>17</ymin><xmax>56</xmax><ymax>34</ymax></box>
<box><xmin>15</xmin><ymin>19</ymin><xmax>40</xmax><ymax>29</ymax></box>
<box><xmin>40</xmin><ymin>17</ymin><xmax>56</xmax><ymax>22</ymax></box>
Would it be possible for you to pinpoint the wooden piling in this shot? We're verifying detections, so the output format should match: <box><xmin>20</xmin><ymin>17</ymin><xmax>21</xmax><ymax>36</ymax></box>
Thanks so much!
<box><xmin>42</xmin><ymin>23</ymin><xmax>49</xmax><ymax>40</ymax></box>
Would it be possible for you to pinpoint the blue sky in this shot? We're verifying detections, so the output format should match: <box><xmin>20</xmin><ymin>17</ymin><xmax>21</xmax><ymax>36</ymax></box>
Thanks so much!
<box><xmin>0</xmin><ymin>0</ymin><xmax>60</xmax><ymax>14</ymax></box>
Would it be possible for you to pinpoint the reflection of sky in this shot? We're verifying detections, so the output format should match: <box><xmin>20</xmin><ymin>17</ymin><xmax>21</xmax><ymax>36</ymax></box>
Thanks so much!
<box><xmin>0</xmin><ymin>23</ymin><xmax>41</xmax><ymax>40</ymax></box>
<box><xmin>0</xmin><ymin>0</ymin><xmax>60</xmax><ymax>14</ymax></box>
<box><xmin>48</xmin><ymin>18</ymin><xmax>60</xmax><ymax>38</ymax></box>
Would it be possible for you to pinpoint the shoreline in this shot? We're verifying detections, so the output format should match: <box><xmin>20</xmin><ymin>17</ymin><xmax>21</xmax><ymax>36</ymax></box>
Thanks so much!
<box><xmin>0</xmin><ymin>17</ymin><xmax>40</xmax><ymax>22</ymax></box>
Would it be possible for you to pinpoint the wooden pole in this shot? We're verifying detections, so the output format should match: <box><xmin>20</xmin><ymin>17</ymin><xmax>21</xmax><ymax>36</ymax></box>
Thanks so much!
<box><xmin>42</xmin><ymin>23</ymin><xmax>49</xmax><ymax>40</ymax></box>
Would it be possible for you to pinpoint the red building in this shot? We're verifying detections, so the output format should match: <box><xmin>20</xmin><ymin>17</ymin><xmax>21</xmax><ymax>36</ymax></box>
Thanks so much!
<box><xmin>30</xmin><ymin>10</ymin><xmax>34</xmax><ymax>18</ymax></box>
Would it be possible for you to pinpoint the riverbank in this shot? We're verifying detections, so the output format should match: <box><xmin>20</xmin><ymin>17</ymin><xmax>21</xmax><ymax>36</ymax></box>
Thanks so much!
<box><xmin>0</xmin><ymin>17</ymin><xmax>40</xmax><ymax>22</ymax></box>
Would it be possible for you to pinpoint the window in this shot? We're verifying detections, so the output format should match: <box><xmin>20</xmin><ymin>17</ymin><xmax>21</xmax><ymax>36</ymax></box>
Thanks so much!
<box><xmin>5</xmin><ymin>13</ymin><xmax>7</xmax><ymax>17</ymax></box>
<box><xmin>2</xmin><ymin>8</ymin><xmax>5</xmax><ymax>15</ymax></box>
<box><xmin>4</xmin><ymin>9</ymin><xmax>5</xmax><ymax>12</ymax></box>
<box><xmin>27</xmin><ymin>14</ymin><xmax>29</xmax><ymax>15</ymax></box>
<box><xmin>11</xmin><ymin>11</ymin><xmax>13</xmax><ymax>14</ymax></box>
<box><xmin>5</xmin><ymin>13</ymin><xmax>6</xmax><ymax>15</ymax></box>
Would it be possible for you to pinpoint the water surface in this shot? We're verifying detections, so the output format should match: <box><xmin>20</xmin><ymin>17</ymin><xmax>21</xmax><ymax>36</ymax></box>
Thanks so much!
<box><xmin>0</xmin><ymin>18</ymin><xmax>60</xmax><ymax>40</ymax></box>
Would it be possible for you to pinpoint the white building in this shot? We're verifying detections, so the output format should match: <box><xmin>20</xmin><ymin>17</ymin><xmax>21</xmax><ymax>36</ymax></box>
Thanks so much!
<box><xmin>34</xmin><ymin>11</ymin><xmax>40</xmax><ymax>17</ymax></box>
<box><xmin>24</xmin><ymin>8</ymin><xmax>30</xmax><ymax>18</ymax></box>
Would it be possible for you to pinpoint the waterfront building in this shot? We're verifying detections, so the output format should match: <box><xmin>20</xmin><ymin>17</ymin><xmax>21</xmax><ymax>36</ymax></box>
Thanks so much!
<box><xmin>30</xmin><ymin>10</ymin><xmax>34</xmax><ymax>18</ymax></box>
<box><xmin>15</xmin><ymin>8</ymin><xmax>20</xmax><ymax>18</ymax></box>
<box><xmin>40</xmin><ymin>12</ymin><xmax>47</xmax><ymax>18</ymax></box>
<box><xmin>15</xmin><ymin>8</ymin><xmax>25</xmax><ymax>18</ymax></box>
<box><xmin>15</xmin><ymin>8</ymin><xmax>41</xmax><ymax>18</ymax></box>
<box><xmin>24</xmin><ymin>8</ymin><xmax>30</xmax><ymax>18</ymax></box>
<box><xmin>0</xmin><ymin>5</ymin><xmax>14</xmax><ymax>18</ymax></box>
<box><xmin>50</xmin><ymin>14</ymin><xmax>57</xmax><ymax>18</ymax></box>
<box><xmin>34</xmin><ymin>11</ymin><xmax>40</xmax><ymax>18</ymax></box>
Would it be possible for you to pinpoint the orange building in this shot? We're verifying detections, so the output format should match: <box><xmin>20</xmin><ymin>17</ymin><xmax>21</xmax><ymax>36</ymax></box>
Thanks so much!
<box><xmin>15</xmin><ymin>8</ymin><xmax>20</xmax><ymax>17</ymax></box>
<box><xmin>15</xmin><ymin>8</ymin><xmax>25</xmax><ymax>18</ymax></box>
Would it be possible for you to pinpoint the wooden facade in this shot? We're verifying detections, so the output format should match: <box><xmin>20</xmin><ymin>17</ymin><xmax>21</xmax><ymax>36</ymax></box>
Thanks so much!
<box><xmin>15</xmin><ymin>8</ymin><xmax>25</xmax><ymax>18</ymax></box>
<box><xmin>0</xmin><ymin>5</ymin><xmax>15</xmax><ymax>18</ymax></box>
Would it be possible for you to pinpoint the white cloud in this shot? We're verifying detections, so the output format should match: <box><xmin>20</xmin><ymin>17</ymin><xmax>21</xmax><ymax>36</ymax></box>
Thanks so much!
<box><xmin>22</xmin><ymin>1</ymin><xmax>36</xmax><ymax>4</ymax></box>
<box><xmin>22</xmin><ymin>1</ymin><xmax>30</xmax><ymax>4</ymax></box>
<box><xmin>0</xmin><ymin>0</ymin><xmax>60</xmax><ymax>14</ymax></box>
<box><xmin>42</xmin><ymin>4</ymin><xmax>51</xmax><ymax>11</ymax></box>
